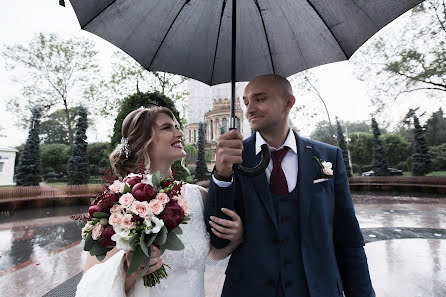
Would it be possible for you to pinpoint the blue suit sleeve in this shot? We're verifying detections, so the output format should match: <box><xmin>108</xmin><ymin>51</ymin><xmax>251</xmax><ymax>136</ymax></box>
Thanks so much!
<box><xmin>204</xmin><ymin>176</ymin><xmax>237</xmax><ymax>249</ymax></box>
<box><xmin>333</xmin><ymin>148</ymin><xmax>375</xmax><ymax>297</ymax></box>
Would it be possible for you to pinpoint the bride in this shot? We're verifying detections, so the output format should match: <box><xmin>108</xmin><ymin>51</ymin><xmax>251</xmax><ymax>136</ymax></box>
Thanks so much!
<box><xmin>76</xmin><ymin>107</ymin><xmax>243</xmax><ymax>297</ymax></box>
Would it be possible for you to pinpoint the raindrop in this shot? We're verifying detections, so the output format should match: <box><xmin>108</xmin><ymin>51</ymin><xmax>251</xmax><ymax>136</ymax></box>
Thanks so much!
<box><xmin>383</xmin><ymin>212</ymin><xmax>390</xmax><ymax>214</ymax></box>
<box><xmin>389</xmin><ymin>210</ymin><xmax>395</xmax><ymax>212</ymax></box>
<box><xmin>368</xmin><ymin>234</ymin><xmax>376</xmax><ymax>238</ymax></box>
<box><xmin>394</xmin><ymin>229</ymin><xmax>402</xmax><ymax>232</ymax></box>
<box><xmin>433</xmin><ymin>233</ymin><xmax>442</xmax><ymax>237</ymax></box>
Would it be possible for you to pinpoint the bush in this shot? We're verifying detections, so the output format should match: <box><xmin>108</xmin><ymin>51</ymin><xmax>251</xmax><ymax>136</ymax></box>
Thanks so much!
<box><xmin>429</xmin><ymin>144</ymin><xmax>446</xmax><ymax>171</ymax></box>
<box><xmin>395</xmin><ymin>161</ymin><xmax>408</xmax><ymax>171</ymax></box>
<box><xmin>406</xmin><ymin>156</ymin><xmax>413</xmax><ymax>172</ymax></box>
<box><xmin>351</xmin><ymin>163</ymin><xmax>361</xmax><ymax>174</ymax></box>
<box><xmin>361</xmin><ymin>164</ymin><xmax>373</xmax><ymax>172</ymax></box>
<box><xmin>46</xmin><ymin>177</ymin><xmax>69</xmax><ymax>183</ymax></box>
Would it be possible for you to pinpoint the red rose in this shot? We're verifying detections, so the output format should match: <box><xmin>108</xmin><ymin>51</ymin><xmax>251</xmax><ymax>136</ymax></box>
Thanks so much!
<box><xmin>88</xmin><ymin>205</ymin><xmax>103</xmax><ymax>218</ymax></box>
<box><xmin>132</xmin><ymin>183</ymin><xmax>157</xmax><ymax>202</ymax></box>
<box><xmin>166</xmin><ymin>182</ymin><xmax>182</xmax><ymax>198</ymax></box>
<box><xmin>96</xmin><ymin>192</ymin><xmax>119</xmax><ymax>213</ymax></box>
<box><xmin>160</xmin><ymin>200</ymin><xmax>184</xmax><ymax>230</ymax></box>
<box><xmin>101</xmin><ymin>225</ymin><xmax>116</xmax><ymax>248</ymax></box>
<box><xmin>123</xmin><ymin>175</ymin><xmax>143</xmax><ymax>187</ymax></box>
<box><xmin>160</xmin><ymin>179</ymin><xmax>174</xmax><ymax>188</ymax></box>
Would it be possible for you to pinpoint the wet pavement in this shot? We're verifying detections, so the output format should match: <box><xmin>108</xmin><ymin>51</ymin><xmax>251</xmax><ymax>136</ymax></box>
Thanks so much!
<box><xmin>0</xmin><ymin>194</ymin><xmax>445</xmax><ymax>297</ymax></box>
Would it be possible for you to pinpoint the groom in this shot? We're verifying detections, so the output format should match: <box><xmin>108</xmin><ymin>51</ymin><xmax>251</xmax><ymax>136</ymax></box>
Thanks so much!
<box><xmin>204</xmin><ymin>75</ymin><xmax>375</xmax><ymax>297</ymax></box>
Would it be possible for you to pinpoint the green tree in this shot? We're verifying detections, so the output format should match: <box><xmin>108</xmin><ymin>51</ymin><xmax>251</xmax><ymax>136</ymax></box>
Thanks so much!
<box><xmin>110</xmin><ymin>91</ymin><xmax>180</xmax><ymax>148</ymax></box>
<box><xmin>88</xmin><ymin>142</ymin><xmax>111</xmax><ymax>177</ymax></box>
<box><xmin>310</xmin><ymin>120</ymin><xmax>337</xmax><ymax>145</ymax></box>
<box><xmin>40</xmin><ymin>143</ymin><xmax>71</xmax><ymax>174</ymax></box>
<box><xmin>2</xmin><ymin>33</ymin><xmax>103</xmax><ymax>149</ymax></box>
<box><xmin>184</xmin><ymin>144</ymin><xmax>198</xmax><ymax>165</ymax></box>
<box><xmin>40</xmin><ymin>107</ymin><xmax>79</xmax><ymax>145</ymax></box>
<box><xmin>381</xmin><ymin>134</ymin><xmax>411</xmax><ymax>168</ymax></box>
<box><xmin>195</xmin><ymin>122</ymin><xmax>208</xmax><ymax>181</ymax></box>
<box><xmin>67</xmin><ymin>106</ymin><xmax>89</xmax><ymax>184</ymax></box>
<box><xmin>348</xmin><ymin>132</ymin><xmax>373</xmax><ymax>172</ymax></box>
<box><xmin>425</xmin><ymin>108</ymin><xmax>446</xmax><ymax>146</ymax></box>
<box><xmin>429</xmin><ymin>143</ymin><xmax>446</xmax><ymax>170</ymax></box>
<box><xmin>371</xmin><ymin>118</ymin><xmax>390</xmax><ymax>176</ymax></box>
<box><xmin>352</xmin><ymin>1</ymin><xmax>446</xmax><ymax>117</ymax></box>
<box><xmin>16</xmin><ymin>106</ymin><xmax>42</xmax><ymax>186</ymax></box>
<box><xmin>105</xmin><ymin>51</ymin><xmax>189</xmax><ymax>116</ymax></box>
<box><xmin>412</xmin><ymin>114</ymin><xmax>432</xmax><ymax>176</ymax></box>
<box><xmin>336</xmin><ymin>118</ymin><xmax>352</xmax><ymax>177</ymax></box>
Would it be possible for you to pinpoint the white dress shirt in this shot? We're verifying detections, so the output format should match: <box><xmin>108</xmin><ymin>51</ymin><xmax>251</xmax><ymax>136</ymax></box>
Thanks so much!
<box><xmin>213</xmin><ymin>128</ymin><xmax>298</xmax><ymax>192</ymax></box>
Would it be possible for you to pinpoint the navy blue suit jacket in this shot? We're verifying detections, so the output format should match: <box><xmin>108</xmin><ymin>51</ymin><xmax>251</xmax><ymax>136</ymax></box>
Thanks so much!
<box><xmin>204</xmin><ymin>131</ymin><xmax>375</xmax><ymax>297</ymax></box>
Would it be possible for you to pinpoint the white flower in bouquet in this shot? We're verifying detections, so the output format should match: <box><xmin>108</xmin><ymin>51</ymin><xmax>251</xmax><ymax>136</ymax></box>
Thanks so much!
<box><xmin>144</xmin><ymin>216</ymin><xmax>165</xmax><ymax>234</ymax></box>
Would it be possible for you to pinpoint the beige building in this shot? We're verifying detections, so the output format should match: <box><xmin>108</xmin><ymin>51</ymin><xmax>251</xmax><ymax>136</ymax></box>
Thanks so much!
<box><xmin>0</xmin><ymin>145</ymin><xmax>18</xmax><ymax>186</ymax></box>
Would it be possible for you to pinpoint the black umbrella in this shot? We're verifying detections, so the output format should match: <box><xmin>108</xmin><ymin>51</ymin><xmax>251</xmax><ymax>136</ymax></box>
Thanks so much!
<box><xmin>66</xmin><ymin>0</ymin><xmax>424</xmax><ymax>176</ymax></box>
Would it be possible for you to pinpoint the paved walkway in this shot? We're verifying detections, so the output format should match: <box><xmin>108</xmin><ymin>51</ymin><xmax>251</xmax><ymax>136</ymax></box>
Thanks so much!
<box><xmin>0</xmin><ymin>194</ymin><xmax>445</xmax><ymax>297</ymax></box>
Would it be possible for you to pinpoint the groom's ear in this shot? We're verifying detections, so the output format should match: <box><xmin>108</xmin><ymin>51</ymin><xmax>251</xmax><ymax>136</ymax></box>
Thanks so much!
<box><xmin>285</xmin><ymin>95</ymin><xmax>295</xmax><ymax>111</ymax></box>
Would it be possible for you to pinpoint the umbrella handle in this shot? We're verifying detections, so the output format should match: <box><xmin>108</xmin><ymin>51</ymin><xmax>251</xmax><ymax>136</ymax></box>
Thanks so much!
<box><xmin>232</xmin><ymin>144</ymin><xmax>270</xmax><ymax>177</ymax></box>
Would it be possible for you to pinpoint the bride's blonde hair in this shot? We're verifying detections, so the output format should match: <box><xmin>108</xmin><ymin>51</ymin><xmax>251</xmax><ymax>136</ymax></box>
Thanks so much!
<box><xmin>110</xmin><ymin>107</ymin><xmax>177</xmax><ymax>178</ymax></box>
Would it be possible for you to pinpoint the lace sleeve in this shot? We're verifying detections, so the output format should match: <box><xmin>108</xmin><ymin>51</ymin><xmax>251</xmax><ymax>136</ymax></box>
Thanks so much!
<box><xmin>75</xmin><ymin>250</ymin><xmax>127</xmax><ymax>297</ymax></box>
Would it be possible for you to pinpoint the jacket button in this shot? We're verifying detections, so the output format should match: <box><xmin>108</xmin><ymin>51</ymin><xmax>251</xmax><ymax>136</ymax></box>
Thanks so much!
<box><xmin>267</xmin><ymin>280</ymin><xmax>275</xmax><ymax>288</ymax></box>
<box><xmin>282</xmin><ymin>237</ymin><xmax>289</xmax><ymax>244</ymax></box>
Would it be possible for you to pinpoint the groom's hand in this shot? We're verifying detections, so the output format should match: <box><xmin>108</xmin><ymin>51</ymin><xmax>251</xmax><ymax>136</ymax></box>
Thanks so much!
<box><xmin>215</xmin><ymin>130</ymin><xmax>243</xmax><ymax>178</ymax></box>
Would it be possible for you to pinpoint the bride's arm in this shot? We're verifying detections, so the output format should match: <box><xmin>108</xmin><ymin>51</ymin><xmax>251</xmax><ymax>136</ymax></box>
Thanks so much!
<box><xmin>198</xmin><ymin>186</ymin><xmax>244</xmax><ymax>260</ymax></box>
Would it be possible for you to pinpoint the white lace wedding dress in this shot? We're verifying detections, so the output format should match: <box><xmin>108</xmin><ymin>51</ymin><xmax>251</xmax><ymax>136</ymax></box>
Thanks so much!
<box><xmin>75</xmin><ymin>184</ymin><xmax>210</xmax><ymax>297</ymax></box>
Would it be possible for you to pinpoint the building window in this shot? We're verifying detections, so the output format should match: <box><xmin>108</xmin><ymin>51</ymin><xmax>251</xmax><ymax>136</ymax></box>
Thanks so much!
<box><xmin>194</xmin><ymin>130</ymin><xmax>197</xmax><ymax>143</ymax></box>
<box><xmin>189</xmin><ymin>130</ymin><xmax>191</xmax><ymax>143</ymax></box>
<box><xmin>210</xmin><ymin>120</ymin><xmax>214</xmax><ymax>140</ymax></box>
<box><xmin>222</xmin><ymin>118</ymin><xmax>227</xmax><ymax>133</ymax></box>
<box><xmin>0</xmin><ymin>162</ymin><xmax>3</xmax><ymax>173</ymax></box>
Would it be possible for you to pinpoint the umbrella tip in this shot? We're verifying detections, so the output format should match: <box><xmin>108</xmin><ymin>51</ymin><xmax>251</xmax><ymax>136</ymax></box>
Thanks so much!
<box><xmin>59</xmin><ymin>0</ymin><xmax>65</xmax><ymax>7</ymax></box>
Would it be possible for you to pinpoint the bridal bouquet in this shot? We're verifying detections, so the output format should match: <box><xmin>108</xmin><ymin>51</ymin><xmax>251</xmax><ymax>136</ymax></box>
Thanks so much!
<box><xmin>77</xmin><ymin>172</ymin><xmax>190</xmax><ymax>287</ymax></box>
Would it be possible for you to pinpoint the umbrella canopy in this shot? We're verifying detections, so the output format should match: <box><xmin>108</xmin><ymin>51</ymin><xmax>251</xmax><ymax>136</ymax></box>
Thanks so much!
<box><xmin>70</xmin><ymin>0</ymin><xmax>424</xmax><ymax>86</ymax></box>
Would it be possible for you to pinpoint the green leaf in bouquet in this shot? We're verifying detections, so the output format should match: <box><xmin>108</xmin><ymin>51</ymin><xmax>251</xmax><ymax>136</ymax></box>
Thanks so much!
<box><xmin>130</xmin><ymin>235</ymin><xmax>139</xmax><ymax>251</ymax></box>
<box><xmin>96</xmin><ymin>253</ymin><xmax>107</xmax><ymax>262</ymax></box>
<box><xmin>153</xmin><ymin>226</ymin><xmax>168</xmax><ymax>246</ymax></box>
<box><xmin>152</xmin><ymin>172</ymin><xmax>161</xmax><ymax>188</ymax></box>
<box><xmin>146</xmin><ymin>232</ymin><xmax>158</xmax><ymax>247</ymax></box>
<box><xmin>123</xmin><ymin>183</ymin><xmax>131</xmax><ymax>194</ymax></box>
<box><xmin>93</xmin><ymin>212</ymin><xmax>110</xmax><ymax>218</ymax></box>
<box><xmin>90</xmin><ymin>198</ymin><xmax>95</xmax><ymax>203</ymax></box>
<box><xmin>182</xmin><ymin>215</ymin><xmax>191</xmax><ymax>222</ymax></box>
<box><xmin>141</xmin><ymin>249</ymin><xmax>152</xmax><ymax>276</ymax></box>
<box><xmin>127</xmin><ymin>246</ymin><xmax>147</xmax><ymax>275</ymax></box>
<box><xmin>139</xmin><ymin>233</ymin><xmax>149</xmax><ymax>257</ymax></box>
<box><xmin>84</xmin><ymin>234</ymin><xmax>94</xmax><ymax>251</ymax></box>
<box><xmin>163</xmin><ymin>231</ymin><xmax>185</xmax><ymax>251</ymax></box>
<box><xmin>171</xmin><ymin>226</ymin><xmax>183</xmax><ymax>235</ymax></box>
<box><xmin>90</xmin><ymin>240</ymin><xmax>110</xmax><ymax>256</ymax></box>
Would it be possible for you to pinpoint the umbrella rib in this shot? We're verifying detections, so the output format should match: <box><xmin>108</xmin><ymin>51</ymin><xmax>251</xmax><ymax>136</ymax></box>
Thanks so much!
<box><xmin>81</xmin><ymin>0</ymin><xmax>117</xmax><ymax>29</ymax></box>
<box><xmin>253</xmin><ymin>0</ymin><xmax>275</xmax><ymax>74</ymax></box>
<box><xmin>210</xmin><ymin>0</ymin><xmax>227</xmax><ymax>85</ymax></box>
<box><xmin>148</xmin><ymin>0</ymin><xmax>191</xmax><ymax>70</ymax></box>
<box><xmin>305</xmin><ymin>0</ymin><xmax>348</xmax><ymax>59</ymax></box>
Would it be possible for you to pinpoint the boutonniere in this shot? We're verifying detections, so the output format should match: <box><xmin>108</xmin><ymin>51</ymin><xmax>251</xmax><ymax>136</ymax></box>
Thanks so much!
<box><xmin>313</xmin><ymin>156</ymin><xmax>334</xmax><ymax>179</ymax></box>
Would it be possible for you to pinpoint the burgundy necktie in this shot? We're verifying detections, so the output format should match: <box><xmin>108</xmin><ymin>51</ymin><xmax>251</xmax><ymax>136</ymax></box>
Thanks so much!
<box><xmin>270</xmin><ymin>147</ymin><xmax>289</xmax><ymax>196</ymax></box>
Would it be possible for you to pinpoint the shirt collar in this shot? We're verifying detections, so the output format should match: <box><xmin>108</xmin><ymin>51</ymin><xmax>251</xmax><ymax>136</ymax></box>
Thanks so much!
<box><xmin>255</xmin><ymin>128</ymin><xmax>297</xmax><ymax>155</ymax></box>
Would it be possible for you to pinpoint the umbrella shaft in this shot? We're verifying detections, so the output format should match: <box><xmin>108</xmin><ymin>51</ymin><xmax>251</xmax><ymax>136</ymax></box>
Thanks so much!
<box><xmin>230</xmin><ymin>0</ymin><xmax>236</xmax><ymax>129</ymax></box>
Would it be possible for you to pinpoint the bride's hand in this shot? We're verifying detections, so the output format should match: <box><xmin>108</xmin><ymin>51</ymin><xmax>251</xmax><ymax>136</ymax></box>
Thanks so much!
<box><xmin>124</xmin><ymin>246</ymin><xmax>163</xmax><ymax>291</ymax></box>
<box><xmin>209</xmin><ymin>208</ymin><xmax>244</xmax><ymax>244</ymax></box>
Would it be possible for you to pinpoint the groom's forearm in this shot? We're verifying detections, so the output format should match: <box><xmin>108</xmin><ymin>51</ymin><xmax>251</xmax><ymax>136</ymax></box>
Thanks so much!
<box><xmin>204</xmin><ymin>177</ymin><xmax>236</xmax><ymax>249</ymax></box>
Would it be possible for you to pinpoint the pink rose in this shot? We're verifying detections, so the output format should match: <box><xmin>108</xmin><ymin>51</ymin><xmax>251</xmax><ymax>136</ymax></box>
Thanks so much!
<box><xmin>110</xmin><ymin>204</ymin><xmax>123</xmax><ymax>213</ymax></box>
<box><xmin>109</xmin><ymin>180</ymin><xmax>125</xmax><ymax>194</ymax></box>
<box><xmin>123</xmin><ymin>175</ymin><xmax>143</xmax><ymax>187</ymax></box>
<box><xmin>323</xmin><ymin>168</ymin><xmax>333</xmax><ymax>176</ymax></box>
<box><xmin>92</xmin><ymin>223</ymin><xmax>104</xmax><ymax>240</ymax></box>
<box><xmin>132</xmin><ymin>183</ymin><xmax>158</xmax><ymax>202</ymax></box>
<box><xmin>176</xmin><ymin>198</ymin><xmax>190</xmax><ymax>215</ymax></box>
<box><xmin>148</xmin><ymin>199</ymin><xmax>164</xmax><ymax>215</ymax></box>
<box><xmin>109</xmin><ymin>212</ymin><xmax>123</xmax><ymax>226</ymax></box>
<box><xmin>121</xmin><ymin>214</ymin><xmax>136</xmax><ymax>229</ymax></box>
<box><xmin>119</xmin><ymin>193</ymin><xmax>135</xmax><ymax>208</ymax></box>
<box><xmin>160</xmin><ymin>200</ymin><xmax>184</xmax><ymax>231</ymax></box>
<box><xmin>131</xmin><ymin>201</ymin><xmax>152</xmax><ymax>218</ymax></box>
<box><xmin>156</xmin><ymin>193</ymin><xmax>170</xmax><ymax>205</ymax></box>
<box><xmin>101</xmin><ymin>225</ymin><xmax>116</xmax><ymax>248</ymax></box>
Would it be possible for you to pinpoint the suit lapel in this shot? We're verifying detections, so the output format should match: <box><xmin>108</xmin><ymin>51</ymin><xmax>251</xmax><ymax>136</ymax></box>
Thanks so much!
<box><xmin>243</xmin><ymin>135</ymin><xmax>279</xmax><ymax>231</ymax></box>
<box><xmin>296</xmin><ymin>133</ymin><xmax>317</xmax><ymax>236</ymax></box>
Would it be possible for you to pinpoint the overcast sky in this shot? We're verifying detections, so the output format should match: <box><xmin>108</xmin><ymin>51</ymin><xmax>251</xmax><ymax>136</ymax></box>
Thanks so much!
<box><xmin>0</xmin><ymin>0</ymin><xmax>437</xmax><ymax>147</ymax></box>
